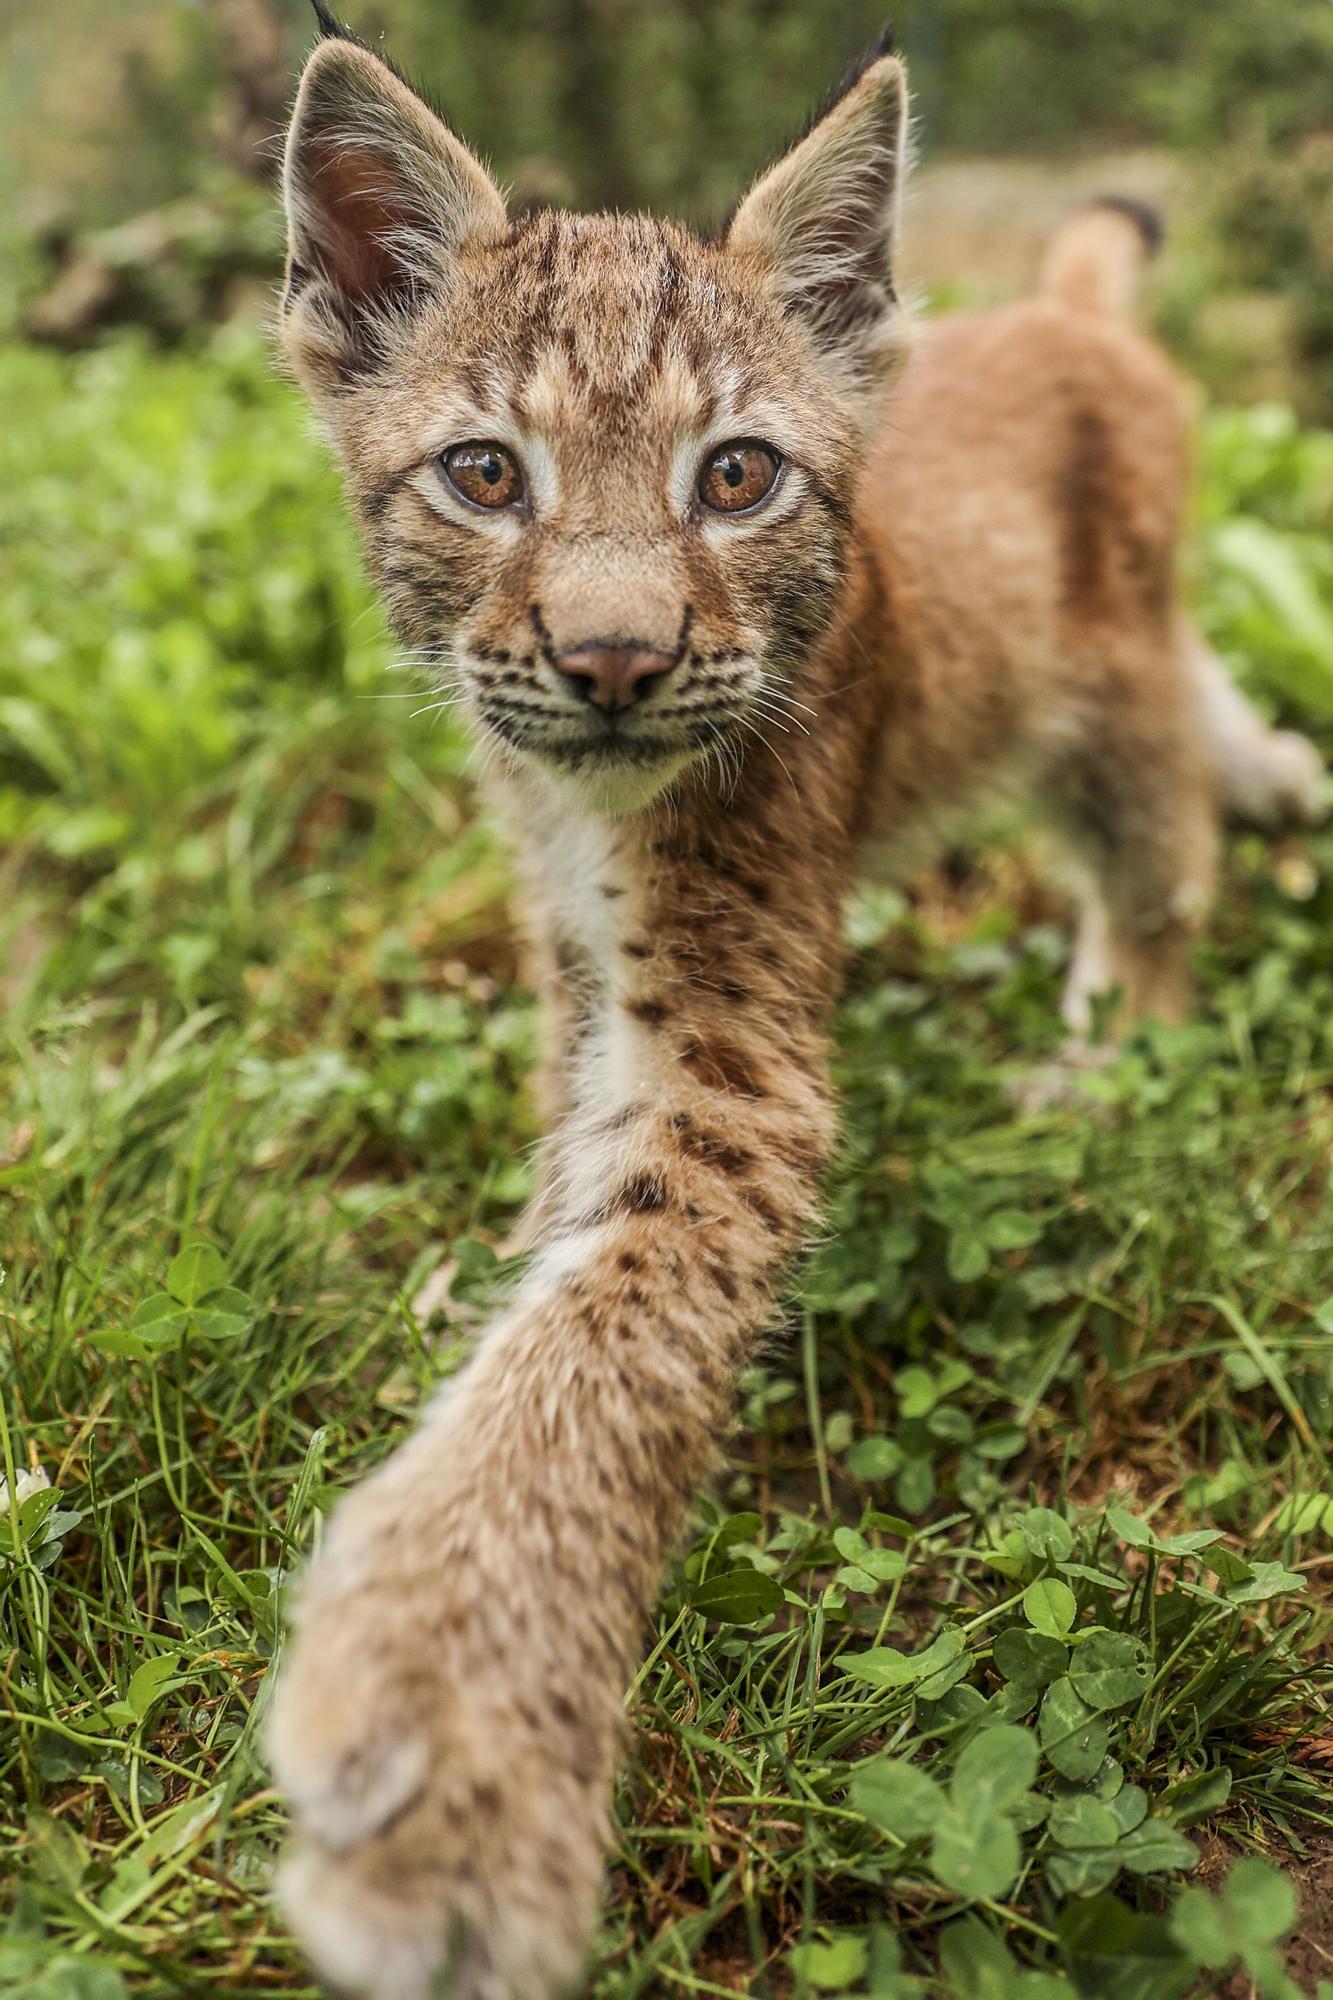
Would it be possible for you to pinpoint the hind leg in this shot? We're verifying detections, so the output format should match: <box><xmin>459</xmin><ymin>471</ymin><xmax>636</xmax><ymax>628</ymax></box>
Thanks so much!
<box><xmin>1049</xmin><ymin>696</ymin><xmax>1219</xmax><ymax>1037</ymax></box>
<box><xmin>1183</xmin><ymin>620</ymin><xmax>1326</xmax><ymax>827</ymax></box>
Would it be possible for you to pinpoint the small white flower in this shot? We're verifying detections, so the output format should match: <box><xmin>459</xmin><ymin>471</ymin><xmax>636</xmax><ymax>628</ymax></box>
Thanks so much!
<box><xmin>0</xmin><ymin>1464</ymin><xmax>52</xmax><ymax>1518</ymax></box>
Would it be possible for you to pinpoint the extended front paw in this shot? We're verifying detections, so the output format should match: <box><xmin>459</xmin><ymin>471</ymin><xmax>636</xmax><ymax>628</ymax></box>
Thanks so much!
<box><xmin>275</xmin><ymin>1793</ymin><xmax>601</xmax><ymax>2000</ymax></box>
<box><xmin>267</xmin><ymin>1477</ymin><xmax>616</xmax><ymax>2000</ymax></box>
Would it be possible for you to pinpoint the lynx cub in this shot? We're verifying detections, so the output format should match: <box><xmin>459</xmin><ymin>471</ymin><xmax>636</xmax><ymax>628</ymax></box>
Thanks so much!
<box><xmin>267</xmin><ymin>14</ymin><xmax>1324</xmax><ymax>1998</ymax></box>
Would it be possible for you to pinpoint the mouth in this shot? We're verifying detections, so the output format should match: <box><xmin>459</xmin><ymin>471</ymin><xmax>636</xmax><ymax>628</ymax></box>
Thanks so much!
<box><xmin>475</xmin><ymin>701</ymin><xmax>743</xmax><ymax>772</ymax></box>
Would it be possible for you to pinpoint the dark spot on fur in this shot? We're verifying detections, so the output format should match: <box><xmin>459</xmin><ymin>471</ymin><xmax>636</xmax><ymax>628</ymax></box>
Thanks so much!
<box><xmin>550</xmin><ymin>1691</ymin><xmax>580</xmax><ymax>1731</ymax></box>
<box><xmin>807</xmin><ymin>472</ymin><xmax>856</xmax><ymax>530</ymax></box>
<box><xmin>773</xmin><ymin>1131</ymin><xmax>824</xmax><ymax>1179</ymax></box>
<box><xmin>706</xmin><ymin>1259</ymin><xmax>739</xmax><ymax>1302</ymax></box>
<box><xmin>677</xmin><ymin>1124</ymin><xmax>755</xmax><ymax>1175</ymax></box>
<box><xmin>361</xmin><ymin>465</ymin><xmax>413</xmax><ymax>520</ymax></box>
<box><xmin>738</xmin><ymin>1183</ymin><xmax>784</xmax><ymax>1233</ymax></box>
<box><xmin>1058</xmin><ymin>405</ymin><xmax>1173</xmax><ymax>622</ymax></box>
<box><xmin>628</xmin><ymin>997</ymin><xmax>670</xmax><ymax>1026</ymax></box>
<box><xmin>681</xmin><ymin>1036</ymin><xmax>767</xmax><ymax>1099</ymax></box>
<box><xmin>618</xmin><ymin>1172</ymin><xmax>668</xmax><ymax>1215</ymax></box>
<box><xmin>1061</xmin><ymin>414</ymin><xmax>1105</xmax><ymax>610</ymax></box>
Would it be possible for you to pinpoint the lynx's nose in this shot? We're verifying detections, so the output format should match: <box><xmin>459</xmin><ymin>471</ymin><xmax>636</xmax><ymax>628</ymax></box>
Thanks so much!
<box><xmin>553</xmin><ymin>642</ymin><xmax>675</xmax><ymax>712</ymax></box>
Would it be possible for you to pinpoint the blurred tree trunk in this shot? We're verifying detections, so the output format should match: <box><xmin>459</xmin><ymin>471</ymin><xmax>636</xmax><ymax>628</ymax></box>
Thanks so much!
<box><xmin>681</xmin><ymin>0</ymin><xmax>720</xmax><ymax>180</ymax></box>
<box><xmin>211</xmin><ymin>0</ymin><xmax>291</xmax><ymax>182</ymax></box>
<box><xmin>554</xmin><ymin>0</ymin><xmax>633</xmax><ymax>210</ymax></box>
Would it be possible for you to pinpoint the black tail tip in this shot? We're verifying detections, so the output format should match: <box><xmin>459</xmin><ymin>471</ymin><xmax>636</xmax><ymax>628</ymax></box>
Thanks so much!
<box><xmin>1090</xmin><ymin>195</ymin><xmax>1165</xmax><ymax>257</ymax></box>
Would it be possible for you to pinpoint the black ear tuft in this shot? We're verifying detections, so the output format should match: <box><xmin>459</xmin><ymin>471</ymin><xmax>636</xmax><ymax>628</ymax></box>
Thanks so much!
<box><xmin>865</xmin><ymin>23</ymin><xmax>898</xmax><ymax>66</ymax></box>
<box><xmin>795</xmin><ymin>23</ymin><xmax>897</xmax><ymax>144</ymax></box>
<box><xmin>726</xmin><ymin>47</ymin><xmax>909</xmax><ymax>387</ymax></box>
<box><xmin>301</xmin><ymin>6</ymin><xmax>456</xmax><ymax>139</ymax></box>
<box><xmin>309</xmin><ymin>1</ymin><xmax>349</xmax><ymax>42</ymax></box>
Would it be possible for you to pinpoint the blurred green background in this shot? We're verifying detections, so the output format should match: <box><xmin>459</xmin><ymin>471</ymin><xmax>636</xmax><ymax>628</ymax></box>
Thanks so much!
<box><xmin>4</xmin><ymin>0</ymin><xmax>1333</xmax><ymax>413</ymax></box>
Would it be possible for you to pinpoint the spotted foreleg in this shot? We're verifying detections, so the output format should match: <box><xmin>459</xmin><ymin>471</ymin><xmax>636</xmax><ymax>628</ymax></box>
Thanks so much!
<box><xmin>268</xmin><ymin>1020</ymin><xmax>833</xmax><ymax>2000</ymax></box>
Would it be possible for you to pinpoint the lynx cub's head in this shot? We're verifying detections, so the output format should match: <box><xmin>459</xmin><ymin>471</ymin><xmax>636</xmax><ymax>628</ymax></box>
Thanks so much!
<box><xmin>281</xmin><ymin>21</ymin><xmax>909</xmax><ymax>813</ymax></box>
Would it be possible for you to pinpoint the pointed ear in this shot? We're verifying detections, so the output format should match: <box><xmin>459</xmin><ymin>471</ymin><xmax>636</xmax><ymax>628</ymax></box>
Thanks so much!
<box><xmin>725</xmin><ymin>51</ymin><xmax>909</xmax><ymax>383</ymax></box>
<box><xmin>281</xmin><ymin>37</ymin><xmax>507</xmax><ymax>389</ymax></box>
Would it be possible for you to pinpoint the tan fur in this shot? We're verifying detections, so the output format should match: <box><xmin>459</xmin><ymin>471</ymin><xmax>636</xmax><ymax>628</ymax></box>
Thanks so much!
<box><xmin>267</xmin><ymin>32</ymin><xmax>1325</xmax><ymax>2000</ymax></box>
<box><xmin>1037</xmin><ymin>201</ymin><xmax>1157</xmax><ymax>320</ymax></box>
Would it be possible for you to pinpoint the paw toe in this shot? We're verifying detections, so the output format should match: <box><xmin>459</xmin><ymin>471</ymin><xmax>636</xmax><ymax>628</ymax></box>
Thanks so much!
<box><xmin>279</xmin><ymin>1844</ymin><xmax>447</xmax><ymax>2000</ymax></box>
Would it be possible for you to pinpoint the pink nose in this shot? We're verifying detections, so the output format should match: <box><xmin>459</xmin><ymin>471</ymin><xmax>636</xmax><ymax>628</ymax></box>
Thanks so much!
<box><xmin>553</xmin><ymin>642</ymin><xmax>675</xmax><ymax>712</ymax></box>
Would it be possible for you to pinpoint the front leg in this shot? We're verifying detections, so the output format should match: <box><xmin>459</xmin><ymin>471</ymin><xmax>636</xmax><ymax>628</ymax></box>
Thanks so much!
<box><xmin>269</xmin><ymin>826</ymin><xmax>842</xmax><ymax>2000</ymax></box>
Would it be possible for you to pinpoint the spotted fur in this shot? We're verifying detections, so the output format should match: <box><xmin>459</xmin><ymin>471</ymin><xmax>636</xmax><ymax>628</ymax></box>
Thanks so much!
<box><xmin>267</xmin><ymin>31</ymin><xmax>1326</xmax><ymax>2000</ymax></box>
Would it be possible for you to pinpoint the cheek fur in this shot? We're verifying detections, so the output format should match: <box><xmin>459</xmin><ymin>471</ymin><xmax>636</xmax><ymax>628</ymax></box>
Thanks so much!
<box><xmin>365</xmin><ymin>502</ymin><xmax>521</xmax><ymax>650</ymax></box>
<box><xmin>722</xmin><ymin>508</ymin><xmax>848</xmax><ymax>673</ymax></box>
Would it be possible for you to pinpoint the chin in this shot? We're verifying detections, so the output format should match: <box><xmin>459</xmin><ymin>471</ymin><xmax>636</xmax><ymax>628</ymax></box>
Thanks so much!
<box><xmin>505</xmin><ymin>739</ymin><xmax>694</xmax><ymax>817</ymax></box>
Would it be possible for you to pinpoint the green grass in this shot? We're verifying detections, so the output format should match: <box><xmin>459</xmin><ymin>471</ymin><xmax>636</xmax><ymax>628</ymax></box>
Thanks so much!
<box><xmin>2</xmin><ymin>328</ymin><xmax>1333</xmax><ymax>2000</ymax></box>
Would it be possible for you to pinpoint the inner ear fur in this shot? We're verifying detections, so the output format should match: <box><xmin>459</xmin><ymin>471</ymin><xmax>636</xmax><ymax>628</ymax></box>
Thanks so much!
<box><xmin>726</xmin><ymin>50</ymin><xmax>910</xmax><ymax>383</ymax></box>
<box><xmin>281</xmin><ymin>37</ymin><xmax>507</xmax><ymax>387</ymax></box>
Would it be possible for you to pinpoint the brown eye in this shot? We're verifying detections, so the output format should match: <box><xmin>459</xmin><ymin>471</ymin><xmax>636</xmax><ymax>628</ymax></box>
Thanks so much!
<box><xmin>698</xmin><ymin>440</ymin><xmax>781</xmax><ymax>515</ymax></box>
<box><xmin>442</xmin><ymin>442</ymin><xmax>525</xmax><ymax>511</ymax></box>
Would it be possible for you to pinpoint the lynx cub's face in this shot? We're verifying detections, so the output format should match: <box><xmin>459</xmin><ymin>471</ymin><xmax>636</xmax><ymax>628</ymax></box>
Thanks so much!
<box><xmin>282</xmin><ymin>30</ymin><xmax>908</xmax><ymax>812</ymax></box>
